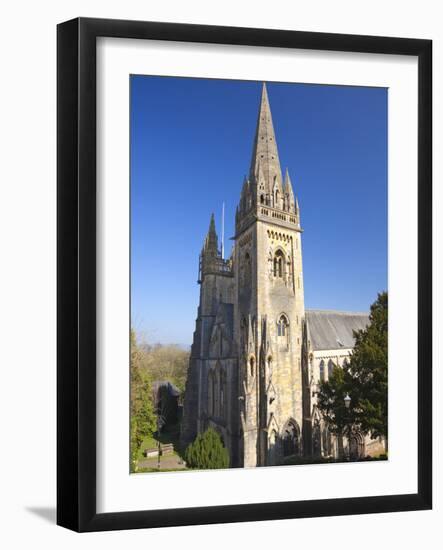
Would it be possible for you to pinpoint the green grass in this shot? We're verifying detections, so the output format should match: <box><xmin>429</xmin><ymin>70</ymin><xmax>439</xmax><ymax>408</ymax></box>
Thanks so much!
<box><xmin>137</xmin><ymin>435</ymin><xmax>158</xmax><ymax>461</ymax></box>
<box><xmin>137</xmin><ymin>467</ymin><xmax>186</xmax><ymax>473</ymax></box>
<box><xmin>136</xmin><ymin>422</ymin><xmax>186</xmax><ymax>464</ymax></box>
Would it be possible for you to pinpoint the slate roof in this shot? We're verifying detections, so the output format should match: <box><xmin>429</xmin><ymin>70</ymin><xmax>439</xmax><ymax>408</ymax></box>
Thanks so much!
<box><xmin>152</xmin><ymin>380</ymin><xmax>181</xmax><ymax>397</ymax></box>
<box><xmin>306</xmin><ymin>309</ymin><xmax>369</xmax><ymax>351</ymax></box>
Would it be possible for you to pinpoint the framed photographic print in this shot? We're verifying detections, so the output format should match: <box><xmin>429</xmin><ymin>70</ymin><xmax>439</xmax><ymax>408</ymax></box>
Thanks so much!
<box><xmin>57</xmin><ymin>17</ymin><xmax>432</xmax><ymax>532</ymax></box>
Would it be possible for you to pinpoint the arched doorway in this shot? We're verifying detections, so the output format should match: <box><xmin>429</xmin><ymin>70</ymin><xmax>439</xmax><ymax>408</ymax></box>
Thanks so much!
<box><xmin>282</xmin><ymin>420</ymin><xmax>300</xmax><ymax>457</ymax></box>
<box><xmin>349</xmin><ymin>431</ymin><xmax>365</xmax><ymax>460</ymax></box>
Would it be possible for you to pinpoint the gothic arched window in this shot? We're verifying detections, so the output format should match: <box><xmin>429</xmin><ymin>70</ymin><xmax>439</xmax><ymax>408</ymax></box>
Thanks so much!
<box><xmin>277</xmin><ymin>314</ymin><xmax>289</xmax><ymax>337</ymax></box>
<box><xmin>273</xmin><ymin>249</ymin><xmax>284</xmax><ymax>278</ymax></box>
<box><xmin>328</xmin><ymin>360</ymin><xmax>335</xmax><ymax>380</ymax></box>
<box><xmin>319</xmin><ymin>360</ymin><xmax>325</xmax><ymax>382</ymax></box>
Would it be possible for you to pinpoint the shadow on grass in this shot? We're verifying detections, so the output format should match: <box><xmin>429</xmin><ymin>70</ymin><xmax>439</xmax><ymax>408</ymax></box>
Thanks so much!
<box><xmin>155</xmin><ymin>422</ymin><xmax>187</xmax><ymax>460</ymax></box>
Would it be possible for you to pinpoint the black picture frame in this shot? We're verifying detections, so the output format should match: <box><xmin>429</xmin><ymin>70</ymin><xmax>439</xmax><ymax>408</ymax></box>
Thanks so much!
<box><xmin>57</xmin><ymin>17</ymin><xmax>432</xmax><ymax>532</ymax></box>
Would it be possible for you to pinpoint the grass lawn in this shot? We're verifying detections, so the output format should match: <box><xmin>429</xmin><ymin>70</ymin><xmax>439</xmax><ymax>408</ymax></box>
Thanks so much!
<box><xmin>136</xmin><ymin>422</ymin><xmax>187</xmax><ymax>468</ymax></box>
<box><xmin>137</xmin><ymin>467</ymin><xmax>186</xmax><ymax>473</ymax></box>
<box><xmin>137</xmin><ymin>435</ymin><xmax>158</xmax><ymax>461</ymax></box>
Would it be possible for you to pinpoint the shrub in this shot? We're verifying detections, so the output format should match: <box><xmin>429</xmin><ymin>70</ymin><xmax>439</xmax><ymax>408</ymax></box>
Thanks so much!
<box><xmin>185</xmin><ymin>428</ymin><xmax>229</xmax><ymax>470</ymax></box>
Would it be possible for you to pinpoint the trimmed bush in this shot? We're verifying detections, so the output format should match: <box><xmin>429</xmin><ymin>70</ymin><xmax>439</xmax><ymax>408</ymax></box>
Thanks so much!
<box><xmin>185</xmin><ymin>428</ymin><xmax>229</xmax><ymax>470</ymax></box>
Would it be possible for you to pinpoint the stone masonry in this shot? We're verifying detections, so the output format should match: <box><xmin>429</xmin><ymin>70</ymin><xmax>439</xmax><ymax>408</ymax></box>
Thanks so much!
<box><xmin>181</xmin><ymin>83</ymin><xmax>381</xmax><ymax>467</ymax></box>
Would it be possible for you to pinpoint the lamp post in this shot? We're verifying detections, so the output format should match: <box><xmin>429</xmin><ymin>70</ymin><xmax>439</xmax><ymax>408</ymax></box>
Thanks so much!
<box><xmin>343</xmin><ymin>393</ymin><xmax>351</xmax><ymax>460</ymax></box>
<box><xmin>156</xmin><ymin>414</ymin><xmax>165</xmax><ymax>470</ymax></box>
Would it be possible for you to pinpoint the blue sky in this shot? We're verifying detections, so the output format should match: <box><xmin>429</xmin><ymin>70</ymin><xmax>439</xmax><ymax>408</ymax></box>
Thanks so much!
<box><xmin>131</xmin><ymin>76</ymin><xmax>387</xmax><ymax>346</ymax></box>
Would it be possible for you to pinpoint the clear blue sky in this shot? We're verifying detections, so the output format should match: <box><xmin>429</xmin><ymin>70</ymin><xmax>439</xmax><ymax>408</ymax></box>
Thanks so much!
<box><xmin>130</xmin><ymin>76</ymin><xmax>387</xmax><ymax>346</ymax></box>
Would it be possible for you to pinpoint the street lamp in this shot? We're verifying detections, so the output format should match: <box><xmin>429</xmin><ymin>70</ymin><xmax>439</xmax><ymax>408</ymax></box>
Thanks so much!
<box><xmin>343</xmin><ymin>393</ymin><xmax>352</xmax><ymax>460</ymax></box>
<box><xmin>156</xmin><ymin>414</ymin><xmax>165</xmax><ymax>470</ymax></box>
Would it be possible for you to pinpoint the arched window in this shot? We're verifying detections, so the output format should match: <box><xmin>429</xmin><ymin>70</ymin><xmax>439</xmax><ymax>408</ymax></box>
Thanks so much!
<box><xmin>283</xmin><ymin>420</ymin><xmax>300</xmax><ymax>456</ymax></box>
<box><xmin>349</xmin><ymin>431</ymin><xmax>365</xmax><ymax>461</ymax></box>
<box><xmin>328</xmin><ymin>360</ymin><xmax>335</xmax><ymax>379</ymax></box>
<box><xmin>260</xmin><ymin>194</ymin><xmax>265</xmax><ymax>204</ymax></box>
<box><xmin>277</xmin><ymin>314</ymin><xmax>289</xmax><ymax>337</ymax></box>
<box><xmin>273</xmin><ymin>249</ymin><xmax>284</xmax><ymax>278</ymax></box>
<box><xmin>319</xmin><ymin>360</ymin><xmax>325</xmax><ymax>382</ymax></box>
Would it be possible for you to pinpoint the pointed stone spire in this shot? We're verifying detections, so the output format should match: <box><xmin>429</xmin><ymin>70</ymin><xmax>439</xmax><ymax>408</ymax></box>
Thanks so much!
<box><xmin>249</xmin><ymin>83</ymin><xmax>283</xmax><ymax>194</ymax></box>
<box><xmin>203</xmin><ymin>213</ymin><xmax>218</xmax><ymax>256</ymax></box>
<box><xmin>283</xmin><ymin>168</ymin><xmax>295</xmax><ymax>212</ymax></box>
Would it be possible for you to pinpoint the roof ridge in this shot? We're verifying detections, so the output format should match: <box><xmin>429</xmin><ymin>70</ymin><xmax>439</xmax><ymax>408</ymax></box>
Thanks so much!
<box><xmin>306</xmin><ymin>308</ymin><xmax>369</xmax><ymax>316</ymax></box>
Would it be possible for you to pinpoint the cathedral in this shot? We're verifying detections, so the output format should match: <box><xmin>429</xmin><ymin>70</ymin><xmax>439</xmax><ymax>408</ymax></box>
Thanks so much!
<box><xmin>181</xmin><ymin>83</ymin><xmax>384</xmax><ymax>467</ymax></box>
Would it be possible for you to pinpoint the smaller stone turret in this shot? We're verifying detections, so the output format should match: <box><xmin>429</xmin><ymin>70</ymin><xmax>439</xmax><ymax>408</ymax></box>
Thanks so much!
<box><xmin>203</xmin><ymin>213</ymin><xmax>218</xmax><ymax>256</ymax></box>
<box><xmin>283</xmin><ymin>168</ymin><xmax>295</xmax><ymax>213</ymax></box>
<box><xmin>199</xmin><ymin>213</ymin><xmax>232</xmax><ymax>283</ymax></box>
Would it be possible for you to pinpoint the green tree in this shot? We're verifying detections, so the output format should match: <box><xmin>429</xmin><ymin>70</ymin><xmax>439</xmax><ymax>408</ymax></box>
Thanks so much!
<box><xmin>316</xmin><ymin>292</ymin><xmax>388</xmax><ymax>455</ymax></box>
<box><xmin>130</xmin><ymin>330</ymin><xmax>156</xmax><ymax>472</ymax></box>
<box><xmin>139</xmin><ymin>341</ymin><xmax>189</xmax><ymax>393</ymax></box>
<box><xmin>185</xmin><ymin>428</ymin><xmax>230</xmax><ymax>470</ymax></box>
<box><xmin>316</xmin><ymin>361</ymin><xmax>354</xmax><ymax>458</ymax></box>
<box><xmin>349</xmin><ymin>291</ymin><xmax>388</xmax><ymax>440</ymax></box>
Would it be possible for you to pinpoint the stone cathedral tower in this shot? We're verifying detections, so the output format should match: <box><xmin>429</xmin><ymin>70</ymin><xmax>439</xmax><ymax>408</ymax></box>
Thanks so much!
<box><xmin>182</xmin><ymin>83</ymin><xmax>306</xmax><ymax>468</ymax></box>
<box><xmin>235</xmin><ymin>84</ymin><xmax>305</xmax><ymax>467</ymax></box>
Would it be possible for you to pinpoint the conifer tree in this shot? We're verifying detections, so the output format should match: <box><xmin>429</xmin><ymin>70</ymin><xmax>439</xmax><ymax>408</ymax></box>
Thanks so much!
<box><xmin>185</xmin><ymin>428</ymin><xmax>230</xmax><ymax>470</ymax></box>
